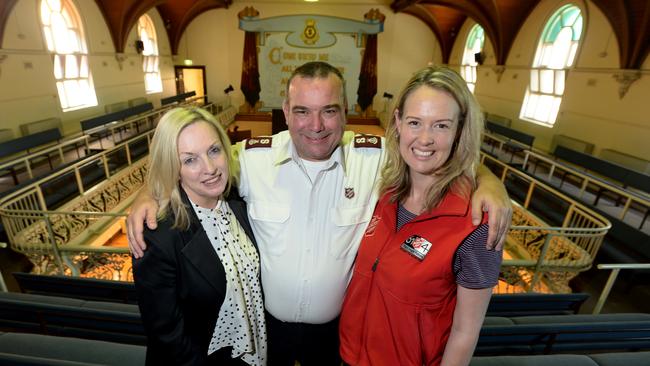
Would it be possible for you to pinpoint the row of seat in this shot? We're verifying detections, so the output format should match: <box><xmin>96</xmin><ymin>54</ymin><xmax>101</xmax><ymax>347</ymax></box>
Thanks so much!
<box><xmin>480</xmin><ymin>119</ymin><xmax>650</xmax><ymax>265</ymax></box>
<box><xmin>0</xmin><ymin>128</ymin><xmax>68</xmax><ymax>185</ymax></box>
<box><xmin>0</xmin><ymin>135</ymin><xmax>150</xmax><ymax>211</ymax></box>
<box><xmin>1</xmin><ymin>330</ymin><xmax>648</xmax><ymax>366</ymax></box>
<box><xmin>11</xmin><ymin>272</ymin><xmax>590</xmax><ymax>316</ymax></box>
<box><xmin>2</xmin><ymin>290</ymin><xmax>649</xmax><ymax>355</ymax></box>
<box><xmin>470</xmin><ymin>351</ymin><xmax>650</xmax><ymax>366</ymax></box>
<box><xmin>553</xmin><ymin>145</ymin><xmax>649</xmax><ymax>198</ymax></box>
<box><xmin>0</xmin><ymin>331</ymin><xmax>145</xmax><ymax>366</ymax></box>
<box><xmin>1</xmin><ymin>91</ymin><xmax>195</xmax><ymax>175</ymax></box>
<box><xmin>528</xmin><ymin>146</ymin><xmax>649</xmax><ymax>264</ymax></box>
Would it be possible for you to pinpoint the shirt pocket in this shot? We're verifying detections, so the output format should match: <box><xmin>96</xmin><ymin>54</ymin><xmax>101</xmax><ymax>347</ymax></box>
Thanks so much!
<box><xmin>329</xmin><ymin>205</ymin><xmax>373</xmax><ymax>259</ymax></box>
<box><xmin>248</xmin><ymin>202</ymin><xmax>290</xmax><ymax>256</ymax></box>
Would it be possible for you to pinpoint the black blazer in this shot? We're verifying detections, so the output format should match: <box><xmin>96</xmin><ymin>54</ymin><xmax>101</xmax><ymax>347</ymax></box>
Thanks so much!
<box><xmin>133</xmin><ymin>189</ymin><xmax>257</xmax><ymax>366</ymax></box>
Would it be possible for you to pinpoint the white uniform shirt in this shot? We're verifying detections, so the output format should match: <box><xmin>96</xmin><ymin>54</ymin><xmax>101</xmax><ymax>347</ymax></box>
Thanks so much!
<box><xmin>237</xmin><ymin>131</ymin><xmax>385</xmax><ymax>323</ymax></box>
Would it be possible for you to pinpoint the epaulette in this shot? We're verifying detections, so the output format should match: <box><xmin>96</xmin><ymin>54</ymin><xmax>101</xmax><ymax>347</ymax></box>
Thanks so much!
<box><xmin>354</xmin><ymin>134</ymin><xmax>382</xmax><ymax>148</ymax></box>
<box><xmin>245</xmin><ymin>136</ymin><xmax>273</xmax><ymax>149</ymax></box>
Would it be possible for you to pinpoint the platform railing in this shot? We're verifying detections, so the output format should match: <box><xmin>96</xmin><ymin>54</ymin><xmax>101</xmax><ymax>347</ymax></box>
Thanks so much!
<box><xmin>84</xmin><ymin>95</ymin><xmax>218</xmax><ymax>149</ymax></box>
<box><xmin>592</xmin><ymin>263</ymin><xmax>650</xmax><ymax>314</ymax></box>
<box><xmin>481</xmin><ymin>152</ymin><xmax>611</xmax><ymax>294</ymax></box>
<box><xmin>0</xmin><ymin>131</ymin><xmax>151</xmax><ymax>273</ymax></box>
<box><xmin>0</xmin><ymin>134</ymin><xmax>91</xmax><ymax>182</ymax></box>
<box><xmin>483</xmin><ymin>131</ymin><xmax>649</xmax><ymax>228</ymax></box>
<box><xmin>0</xmin><ymin>104</ymin><xmax>234</xmax><ymax>279</ymax></box>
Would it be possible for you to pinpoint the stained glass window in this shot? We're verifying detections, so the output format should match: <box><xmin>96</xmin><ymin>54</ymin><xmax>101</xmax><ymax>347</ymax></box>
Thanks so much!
<box><xmin>41</xmin><ymin>0</ymin><xmax>97</xmax><ymax>111</ymax></box>
<box><xmin>460</xmin><ymin>24</ymin><xmax>484</xmax><ymax>93</ymax></box>
<box><xmin>520</xmin><ymin>4</ymin><xmax>582</xmax><ymax>127</ymax></box>
<box><xmin>138</xmin><ymin>14</ymin><xmax>162</xmax><ymax>94</ymax></box>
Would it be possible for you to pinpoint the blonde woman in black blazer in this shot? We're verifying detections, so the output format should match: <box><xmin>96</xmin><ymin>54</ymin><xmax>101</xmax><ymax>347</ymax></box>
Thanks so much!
<box><xmin>133</xmin><ymin>107</ymin><xmax>266</xmax><ymax>366</ymax></box>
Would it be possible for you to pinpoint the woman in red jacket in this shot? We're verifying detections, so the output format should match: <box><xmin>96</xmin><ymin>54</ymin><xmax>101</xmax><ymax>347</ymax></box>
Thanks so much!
<box><xmin>339</xmin><ymin>66</ymin><xmax>503</xmax><ymax>366</ymax></box>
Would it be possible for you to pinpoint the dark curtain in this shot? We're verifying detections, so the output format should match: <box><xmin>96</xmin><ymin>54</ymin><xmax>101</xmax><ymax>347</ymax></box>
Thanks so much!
<box><xmin>240</xmin><ymin>31</ymin><xmax>261</xmax><ymax>107</ymax></box>
<box><xmin>356</xmin><ymin>34</ymin><xmax>378</xmax><ymax>112</ymax></box>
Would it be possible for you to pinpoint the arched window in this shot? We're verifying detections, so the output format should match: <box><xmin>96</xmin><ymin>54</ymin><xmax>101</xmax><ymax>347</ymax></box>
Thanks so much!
<box><xmin>460</xmin><ymin>24</ymin><xmax>484</xmax><ymax>93</ymax></box>
<box><xmin>138</xmin><ymin>14</ymin><xmax>162</xmax><ymax>94</ymax></box>
<box><xmin>520</xmin><ymin>4</ymin><xmax>582</xmax><ymax>127</ymax></box>
<box><xmin>40</xmin><ymin>0</ymin><xmax>97</xmax><ymax>111</ymax></box>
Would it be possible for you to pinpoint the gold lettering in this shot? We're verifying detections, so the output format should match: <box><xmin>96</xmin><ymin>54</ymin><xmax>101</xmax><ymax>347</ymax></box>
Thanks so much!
<box><xmin>283</xmin><ymin>52</ymin><xmax>296</xmax><ymax>60</ymax></box>
<box><xmin>319</xmin><ymin>54</ymin><xmax>329</xmax><ymax>61</ymax></box>
<box><xmin>268</xmin><ymin>47</ymin><xmax>281</xmax><ymax>64</ymax></box>
<box><xmin>298</xmin><ymin>53</ymin><xmax>317</xmax><ymax>61</ymax></box>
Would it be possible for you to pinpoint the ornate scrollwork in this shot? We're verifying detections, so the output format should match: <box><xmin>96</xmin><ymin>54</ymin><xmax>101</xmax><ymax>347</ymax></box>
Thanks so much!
<box><xmin>501</xmin><ymin>206</ymin><xmax>593</xmax><ymax>293</ymax></box>
<box><xmin>63</xmin><ymin>251</ymin><xmax>133</xmax><ymax>281</ymax></box>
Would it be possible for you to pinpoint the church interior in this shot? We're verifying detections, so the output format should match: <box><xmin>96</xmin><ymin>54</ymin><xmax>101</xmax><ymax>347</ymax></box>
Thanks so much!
<box><xmin>0</xmin><ymin>0</ymin><xmax>649</xmax><ymax>364</ymax></box>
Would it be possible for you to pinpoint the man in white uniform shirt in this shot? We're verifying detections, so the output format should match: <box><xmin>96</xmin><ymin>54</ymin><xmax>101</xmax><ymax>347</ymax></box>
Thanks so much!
<box><xmin>128</xmin><ymin>62</ymin><xmax>512</xmax><ymax>365</ymax></box>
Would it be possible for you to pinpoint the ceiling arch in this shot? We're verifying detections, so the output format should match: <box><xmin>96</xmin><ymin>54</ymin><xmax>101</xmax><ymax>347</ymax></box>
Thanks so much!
<box><xmin>391</xmin><ymin>0</ymin><xmax>650</xmax><ymax>70</ymax></box>
<box><xmin>0</xmin><ymin>0</ymin><xmax>647</xmax><ymax>70</ymax></box>
<box><xmin>391</xmin><ymin>0</ymin><xmax>539</xmax><ymax>65</ymax></box>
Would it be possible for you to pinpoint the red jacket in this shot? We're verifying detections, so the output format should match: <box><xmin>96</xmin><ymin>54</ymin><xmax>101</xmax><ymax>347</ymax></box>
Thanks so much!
<box><xmin>340</xmin><ymin>191</ymin><xmax>483</xmax><ymax>366</ymax></box>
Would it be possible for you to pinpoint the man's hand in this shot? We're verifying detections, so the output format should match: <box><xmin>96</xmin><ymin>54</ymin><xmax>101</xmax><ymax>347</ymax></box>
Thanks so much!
<box><xmin>127</xmin><ymin>189</ymin><xmax>159</xmax><ymax>258</ymax></box>
<box><xmin>471</xmin><ymin>165</ymin><xmax>512</xmax><ymax>250</ymax></box>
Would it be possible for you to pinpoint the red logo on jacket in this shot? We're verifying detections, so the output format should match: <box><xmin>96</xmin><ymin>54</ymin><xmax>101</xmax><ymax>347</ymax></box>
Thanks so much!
<box><xmin>364</xmin><ymin>215</ymin><xmax>380</xmax><ymax>237</ymax></box>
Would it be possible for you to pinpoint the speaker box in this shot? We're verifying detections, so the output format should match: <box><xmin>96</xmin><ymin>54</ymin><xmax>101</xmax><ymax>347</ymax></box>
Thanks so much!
<box><xmin>474</xmin><ymin>52</ymin><xmax>485</xmax><ymax>65</ymax></box>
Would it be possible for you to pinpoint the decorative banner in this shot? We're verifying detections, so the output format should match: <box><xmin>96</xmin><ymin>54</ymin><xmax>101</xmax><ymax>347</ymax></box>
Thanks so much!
<box><xmin>240</xmin><ymin>31</ymin><xmax>261</xmax><ymax>107</ymax></box>
<box><xmin>239</xmin><ymin>14</ymin><xmax>384</xmax><ymax>111</ymax></box>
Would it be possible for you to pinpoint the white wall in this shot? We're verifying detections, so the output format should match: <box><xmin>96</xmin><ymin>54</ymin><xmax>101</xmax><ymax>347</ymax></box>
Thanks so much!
<box><xmin>1</xmin><ymin>0</ymin><xmax>647</xmax><ymax>161</ymax></box>
<box><xmin>456</xmin><ymin>0</ymin><xmax>649</xmax><ymax>159</ymax></box>
<box><xmin>0</xmin><ymin>0</ymin><xmax>175</xmax><ymax>135</ymax></box>
<box><xmin>178</xmin><ymin>2</ymin><xmax>436</xmax><ymax>126</ymax></box>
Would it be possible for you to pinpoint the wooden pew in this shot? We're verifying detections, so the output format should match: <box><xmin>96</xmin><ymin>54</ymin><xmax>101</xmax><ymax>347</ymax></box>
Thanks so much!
<box><xmin>227</xmin><ymin>126</ymin><xmax>252</xmax><ymax>143</ymax></box>
<box><xmin>0</xmin><ymin>128</ymin><xmax>62</xmax><ymax>184</ymax></box>
<box><xmin>0</xmin><ymin>292</ymin><xmax>145</xmax><ymax>345</ymax></box>
<box><xmin>485</xmin><ymin>121</ymin><xmax>535</xmax><ymax>163</ymax></box>
<box><xmin>470</xmin><ymin>351</ymin><xmax>650</xmax><ymax>366</ymax></box>
<box><xmin>13</xmin><ymin>272</ymin><xmax>590</xmax><ymax>317</ymax></box>
<box><xmin>553</xmin><ymin>146</ymin><xmax>650</xmax><ymax>208</ymax></box>
<box><xmin>487</xmin><ymin>293</ymin><xmax>589</xmax><ymax>317</ymax></box>
<box><xmin>3</xmin><ymin>290</ymin><xmax>647</xmax><ymax>358</ymax></box>
<box><xmin>13</xmin><ymin>272</ymin><xmax>137</xmax><ymax>305</ymax></box>
<box><xmin>160</xmin><ymin>90</ymin><xmax>196</xmax><ymax>106</ymax></box>
<box><xmin>80</xmin><ymin>102</ymin><xmax>154</xmax><ymax>148</ymax></box>
<box><xmin>0</xmin><ymin>332</ymin><xmax>145</xmax><ymax>366</ymax></box>
<box><xmin>477</xmin><ymin>313</ymin><xmax>650</xmax><ymax>355</ymax></box>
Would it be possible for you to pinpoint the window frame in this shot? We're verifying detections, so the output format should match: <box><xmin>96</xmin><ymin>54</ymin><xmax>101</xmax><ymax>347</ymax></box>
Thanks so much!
<box><xmin>40</xmin><ymin>0</ymin><xmax>98</xmax><ymax>112</ymax></box>
<box><xmin>520</xmin><ymin>4</ymin><xmax>583</xmax><ymax>127</ymax></box>
<box><xmin>137</xmin><ymin>14</ymin><xmax>163</xmax><ymax>94</ymax></box>
<box><xmin>460</xmin><ymin>24</ymin><xmax>485</xmax><ymax>93</ymax></box>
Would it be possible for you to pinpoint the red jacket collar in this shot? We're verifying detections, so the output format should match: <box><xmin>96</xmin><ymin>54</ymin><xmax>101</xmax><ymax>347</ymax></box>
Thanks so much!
<box><xmin>378</xmin><ymin>188</ymin><xmax>471</xmax><ymax>229</ymax></box>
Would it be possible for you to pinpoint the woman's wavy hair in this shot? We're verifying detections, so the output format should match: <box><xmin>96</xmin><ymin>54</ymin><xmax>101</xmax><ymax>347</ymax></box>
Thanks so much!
<box><xmin>380</xmin><ymin>65</ymin><xmax>484</xmax><ymax>211</ymax></box>
<box><xmin>147</xmin><ymin>107</ymin><xmax>237</xmax><ymax>230</ymax></box>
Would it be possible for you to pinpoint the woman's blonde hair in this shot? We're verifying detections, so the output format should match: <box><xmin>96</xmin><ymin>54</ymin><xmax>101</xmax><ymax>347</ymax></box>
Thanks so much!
<box><xmin>380</xmin><ymin>66</ymin><xmax>484</xmax><ymax>212</ymax></box>
<box><xmin>147</xmin><ymin>107</ymin><xmax>237</xmax><ymax>230</ymax></box>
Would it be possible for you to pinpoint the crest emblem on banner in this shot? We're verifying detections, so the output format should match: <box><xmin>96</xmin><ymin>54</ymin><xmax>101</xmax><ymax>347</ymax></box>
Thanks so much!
<box><xmin>301</xmin><ymin>19</ymin><xmax>319</xmax><ymax>45</ymax></box>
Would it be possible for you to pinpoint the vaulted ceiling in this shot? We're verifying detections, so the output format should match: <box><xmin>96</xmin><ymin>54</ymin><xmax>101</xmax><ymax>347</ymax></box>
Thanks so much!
<box><xmin>0</xmin><ymin>0</ymin><xmax>647</xmax><ymax>70</ymax></box>
<box><xmin>391</xmin><ymin>0</ymin><xmax>650</xmax><ymax>69</ymax></box>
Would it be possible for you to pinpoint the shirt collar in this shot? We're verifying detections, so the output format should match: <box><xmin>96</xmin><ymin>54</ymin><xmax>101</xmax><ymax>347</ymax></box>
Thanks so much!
<box><xmin>188</xmin><ymin>196</ymin><xmax>223</xmax><ymax>217</ymax></box>
<box><xmin>274</xmin><ymin>136</ymin><xmax>346</xmax><ymax>174</ymax></box>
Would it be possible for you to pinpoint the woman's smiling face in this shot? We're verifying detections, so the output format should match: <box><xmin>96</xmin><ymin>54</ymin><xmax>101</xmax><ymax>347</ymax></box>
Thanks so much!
<box><xmin>395</xmin><ymin>86</ymin><xmax>459</xmax><ymax>185</ymax></box>
<box><xmin>178</xmin><ymin>121</ymin><xmax>229</xmax><ymax>208</ymax></box>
